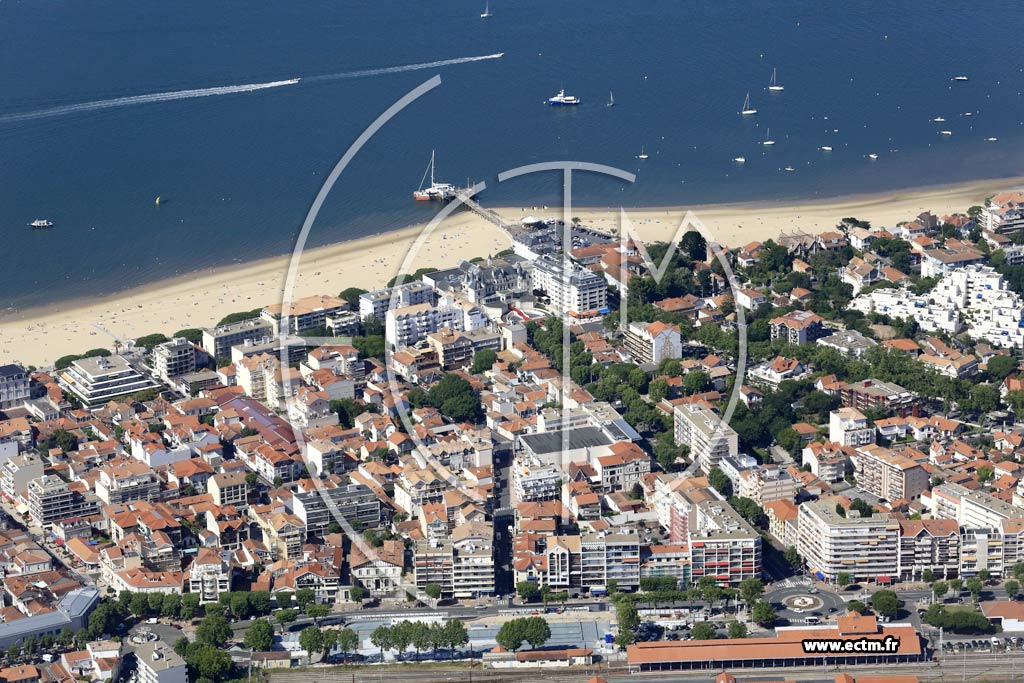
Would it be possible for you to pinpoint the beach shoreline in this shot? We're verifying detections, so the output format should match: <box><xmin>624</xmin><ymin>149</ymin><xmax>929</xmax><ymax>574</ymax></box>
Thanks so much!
<box><xmin>3</xmin><ymin>175</ymin><xmax>1022</xmax><ymax>367</ymax></box>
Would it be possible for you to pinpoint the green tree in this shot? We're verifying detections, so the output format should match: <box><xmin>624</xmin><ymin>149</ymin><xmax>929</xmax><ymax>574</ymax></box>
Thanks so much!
<box><xmin>305</xmin><ymin>603</ymin><xmax>329</xmax><ymax>624</ymax></box>
<box><xmin>871</xmin><ymin>589</ymin><xmax>901</xmax><ymax>618</ymax></box>
<box><xmin>424</xmin><ymin>584</ymin><xmax>443</xmax><ymax>600</ymax></box>
<box><xmin>469</xmin><ymin>348</ymin><xmax>498</xmax><ymax>374</ymax></box>
<box><xmin>183</xmin><ymin>644</ymin><xmax>232</xmax><ymax>681</ymax></box>
<box><xmin>950</xmin><ymin>578</ymin><xmax>964</xmax><ymax>593</ymax></box>
<box><xmin>708</xmin><ymin>467</ymin><xmax>733</xmax><ymax>498</ymax></box>
<box><xmin>739</xmin><ymin>578</ymin><xmax>764</xmax><ymax>610</ymax></box>
<box><xmin>516</xmin><ymin>581</ymin><xmax>540</xmax><ymax>602</ymax></box>
<box><xmin>922</xmin><ymin>569</ymin><xmax>936</xmax><ymax>584</ymax></box>
<box><xmin>523</xmin><ymin>616</ymin><xmax>551</xmax><ymax>649</ymax></box>
<box><xmin>195</xmin><ymin>614</ymin><xmax>232</xmax><ymax>648</ymax></box>
<box><xmin>130</xmin><ymin>592</ymin><xmax>149</xmax><ymax>618</ymax></box>
<box><xmin>837</xmin><ymin>572</ymin><xmax>851</xmax><ymax>589</ymax></box>
<box><xmin>274</xmin><ymin>608</ymin><xmax>298</xmax><ymax>634</ymax></box>
<box><xmin>370</xmin><ymin>625</ymin><xmax>392</xmax><ymax>659</ymax></box>
<box><xmin>294</xmin><ymin>588</ymin><xmax>315</xmax><ymax>610</ymax></box>
<box><xmin>986</xmin><ymin>354</ymin><xmax>1018</xmax><ymax>382</ymax></box>
<box><xmin>321</xmin><ymin>629</ymin><xmax>339</xmax><ymax>658</ymax></box>
<box><xmin>933</xmin><ymin>582</ymin><xmax>949</xmax><ymax>601</ymax></box>
<box><xmin>443</xmin><ymin>619</ymin><xmax>469</xmax><ymax>651</ymax></box>
<box><xmin>752</xmin><ymin>601</ymin><xmax>777</xmax><ymax>627</ymax></box>
<box><xmin>692</xmin><ymin>623</ymin><xmax>717</xmax><ymax>640</ymax></box>
<box><xmin>495</xmin><ymin>618</ymin><xmax>528</xmax><ymax>652</ymax></box>
<box><xmin>244</xmin><ymin>619</ymin><xmax>275</xmax><ymax>652</ymax></box>
<box><xmin>680</xmin><ymin>230</ymin><xmax>708</xmax><ymax>262</ymax></box>
<box><xmin>409</xmin><ymin>621</ymin><xmax>432</xmax><ymax>656</ymax></box>
<box><xmin>1007</xmin><ymin>579</ymin><xmax>1021</xmax><ymax>599</ymax></box>
<box><xmin>966</xmin><ymin>577</ymin><xmax>984</xmax><ymax>602</ymax></box>
<box><xmin>299</xmin><ymin>626</ymin><xmax>325</xmax><ymax>660</ymax></box>
<box><xmin>727</xmin><ymin>621</ymin><xmax>748</xmax><ymax>639</ymax></box>
<box><xmin>784</xmin><ymin>546</ymin><xmax>802</xmax><ymax>569</ymax></box>
<box><xmin>390</xmin><ymin>622</ymin><xmax>412</xmax><ymax>655</ymax></box>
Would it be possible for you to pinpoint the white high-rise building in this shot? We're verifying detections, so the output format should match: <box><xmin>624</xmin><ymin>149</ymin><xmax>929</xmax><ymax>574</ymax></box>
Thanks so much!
<box><xmin>529</xmin><ymin>255</ymin><xmax>608</xmax><ymax>320</ymax></box>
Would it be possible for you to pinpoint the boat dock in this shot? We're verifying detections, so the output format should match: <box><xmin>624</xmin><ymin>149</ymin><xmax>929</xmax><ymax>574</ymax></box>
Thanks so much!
<box><xmin>457</xmin><ymin>192</ymin><xmax>521</xmax><ymax>237</ymax></box>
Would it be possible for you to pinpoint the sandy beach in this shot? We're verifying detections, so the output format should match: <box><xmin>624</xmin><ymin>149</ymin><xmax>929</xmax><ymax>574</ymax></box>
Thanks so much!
<box><xmin>2</xmin><ymin>176</ymin><xmax>1021</xmax><ymax>367</ymax></box>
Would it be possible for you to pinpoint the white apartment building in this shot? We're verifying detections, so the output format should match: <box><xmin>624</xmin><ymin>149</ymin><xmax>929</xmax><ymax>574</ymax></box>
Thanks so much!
<box><xmin>152</xmin><ymin>338</ymin><xmax>196</xmax><ymax>383</ymax></box>
<box><xmin>452</xmin><ymin>521</ymin><xmax>496</xmax><ymax>598</ymax></box>
<box><xmin>385</xmin><ymin>294</ymin><xmax>487</xmax><ymax>349</ymax></box>
<box><xmin>624</xmin><ymin>321</ymin><xmax>682</xmax><ymax>366</ymax></box>
<box><xmin>261</xmin><ymin>294</ymin><xmax>349</xmax><ymax>335</ymax></box>
<box><xmin>580</xmin><ymin>532</ymin><xmax>641</xmax><ymax>593</ymax></box>
<box><xmin>136</xmin><ymin>641</ymin><xmax>187</xmax><ymax>683</ymax></box>
<box><xmin>828</xmin><ymin>407</ymin><xmax>876</xmax><ymax>447</ymax></box>
<box><xmin>931</xmin><ymin>482</ymin><xmax>1022</xmax><ymax>578</ymax></box>
<box><xmin>513</xmin><ymin>453</ymin><xmax>564</xmax><ymax>503</ymax></box>
<box><xmin>1</xmin><ymin>453</ymin><xmax>44</xmax><ymax>502</ymax></box>
<box><xmin>737</xmin><ymin>465</ymin><xmax>802</xmax><ymax>505</ymax></box>
<box><xmin>201</xmin><ymin>318</ymin><xmax>274</xmax><ymax>360</ymax></box>
<box><xmin>689</xmin><ymin>500</ymin><xmax>762</xmax><ymax>586</ymax></box>
<box><xmin>797</xmin><ymin>498</ymin><xmax>900</xmax><ymax>582</ymax></box>
<box><xmin>673</xmin><ymin>403</ymin><xmax>738</xmax><ymax>473</ymax></box>
<box><xmin>530</xmin><ymin>255</ymin><xmax>608</xmax><ymax>320</ymax></box>
<box><xmin>359</xmin><ymin>281</ymin><xmax>435</xmax><ymax>321</ymax></box>
<box><xmin>58</xmin><ymin>355</ymin><xmax>162</xmax><ymax>407</ymax></box>
<box><xmin>850</xmin><ymin>265</ymin><xmax>1024</xmax><ymax>348</ymax></box>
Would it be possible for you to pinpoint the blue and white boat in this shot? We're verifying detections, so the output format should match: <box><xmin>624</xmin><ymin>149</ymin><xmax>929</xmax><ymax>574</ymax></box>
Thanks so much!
<box><xmin>548</xmin><ymin>89</ymin><xmax>580</xmax><ymax>106</ymax></box>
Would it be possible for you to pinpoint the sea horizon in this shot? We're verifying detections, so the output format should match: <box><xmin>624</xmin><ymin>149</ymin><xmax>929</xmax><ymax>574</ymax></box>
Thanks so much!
<box><xmin>2</xmin><ymin>0</ymin><xmax>1023</xmax><ymax>312</ymax></box>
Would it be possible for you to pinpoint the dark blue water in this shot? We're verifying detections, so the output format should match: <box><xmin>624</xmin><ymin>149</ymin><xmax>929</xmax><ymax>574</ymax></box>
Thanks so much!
<box><xmin>2</xmin><ymin>0</ymin><xmax>1023</xmax><ymax>310</ymax></box>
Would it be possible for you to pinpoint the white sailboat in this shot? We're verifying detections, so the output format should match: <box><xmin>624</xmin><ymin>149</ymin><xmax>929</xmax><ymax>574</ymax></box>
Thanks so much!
<box><xmin>607</xmin><ymin>91</ymin><xmax>614</xmax><ymax>107</ymax></box>
<box><xmin>733</xmin><ymin>157</ymin><xmax>746</xmax><ymax>163</ymax></box>
<box><xmin>480</xmin><ymin>1</ymin><xmax>492</xmax><ymax>18</ymax></box>
<box><xmin>637</xmin><ymin>146</ymin><xmax>648</xmax><ymax>160</ymax></box>
<box><xmin>761</xmin><ymin>127</ymin><xmax>775</xmax><ymax>146</ymax></box>
<box><xmin>741</xmin><ymin>92</ymin><xmax>757</xmax><ymax>115</ymax></box>
<box><xmin>768</xmin><ymin>67</ymin><xmax>784</xmax><ymax>92</ymax></box>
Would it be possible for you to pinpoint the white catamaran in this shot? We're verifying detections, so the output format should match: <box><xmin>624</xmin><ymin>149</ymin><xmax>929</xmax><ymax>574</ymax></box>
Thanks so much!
<box><xmin>413</xmin><ymin>151</ymin><xmax>458</xmax><ymax>202</ymax></box>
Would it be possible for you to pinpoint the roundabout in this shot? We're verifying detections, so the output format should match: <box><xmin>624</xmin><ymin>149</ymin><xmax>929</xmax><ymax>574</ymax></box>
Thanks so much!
<box><xmin>766</xmin><ymin>583</ymin><xmax>848</xmax><ymax>620</ymax></box>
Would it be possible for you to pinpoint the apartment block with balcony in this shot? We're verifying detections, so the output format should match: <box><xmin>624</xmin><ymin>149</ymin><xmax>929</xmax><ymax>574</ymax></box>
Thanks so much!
<box><xmin>152</xmin><ymin>338</ymin><xmax>196</xmax><ymax>383</ymax></box>
<box><xmin>452</xmin><ymin>521</ymin><xmax>495</xmax><ymax>598</ymax></box>
<box><xmin>769</xmin><ymin>310</ymin><xmax>827</xmax><ymax>344</ymax></box>
<box><xmin>898</xmin><ymin>518</ymin><xmax>960</xmax><ymax>582</ymax></box>
<box><xmin>58</xmin><ymin>355</ymin><xmax>162</xmax><ymax>407</ymax></box>
<box><xmin>624</xmin><ymin>321</ymin><xmax>682</xmax><ymax>366</ymax></box>
<box><xmin>797</xmin><ymin>498</ymin><xmax>900</xmax><ymax>583</ymax></box>
<box><xmin>580</xmin><ymin>532</ymin><xmax>641</xmax><ymax>593</ymax></box>
<box><xmin>359</xmin><ymin>281</ymin><xmax>435</xmax><ymax>321</ymax></box>
<box><xmin>185</xmin><ymin>548</ymin><xmax>231</xmax><ymax>604</ymax></box>
<box><xmin>0</xmin><ymin>364</ymin><xmax>30</xmax><ymax>410</ymax></box>
<box><xmin>529</xmin><ymin>255</ymin><xmax>608</xmax><ymax>320</ymax></box>
<box><xmin>673</xmin><ymin>403</ymin><xmax>738</xmax><ymax>474</ymax></box>
<box><xmin>201</xmin><ymin>318</ymin><xmax>274</xmax><ymax>361</ymax></box>
<box><xmin>851</xmin><ymin>445</ymin><xmax>928</xmax><ymax>503</ymax></box>
<box><xmin>828</xmin><ymin>407</ymin><xmax>876</xmax><ymax>447</ymax></box>
<box><xmin>689</xmin><ymin>500</ymin><xmax>762</xmax><ymax>586</ymax></box>
<box><xmin>261</xmin><ymin>294</ymin><xmax>349</xmax><ymax>335</ymax></box>
<box><xmin>839</xmin><ymin>378</ymin><xmax>918</xmax><ymax>418</ymax></box>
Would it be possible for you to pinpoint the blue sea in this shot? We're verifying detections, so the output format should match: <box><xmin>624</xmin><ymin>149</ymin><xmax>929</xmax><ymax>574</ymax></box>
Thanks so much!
<box><xmin>1</xmin><ymin>0</ymin><xmax>1023</xmax><ymax>311</ymax></box>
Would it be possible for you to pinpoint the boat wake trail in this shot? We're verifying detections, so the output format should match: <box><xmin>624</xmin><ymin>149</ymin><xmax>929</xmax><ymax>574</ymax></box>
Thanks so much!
<box><xmin>0</xmin><ymin>79</ymin><xmax>301</xmax><ymax>125</ymax></box>
<box><xmin>304</xmin><ymin>52</ymin><xmax>505</xmax><ymax>83</ymax></box>
<box><xmin>0</xmin><ymin>53</ymin><xmax>504</xmax><ymax>125</ymax></box>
